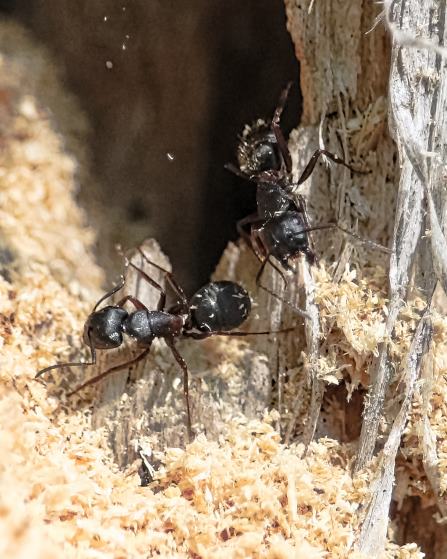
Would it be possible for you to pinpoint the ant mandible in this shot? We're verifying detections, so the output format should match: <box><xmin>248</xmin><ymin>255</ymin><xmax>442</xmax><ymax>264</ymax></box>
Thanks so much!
<box><xmin>36</xmin><ymin>247</ymin><xmax>292</xmax><ymax>441</ymax></box>
<box><xmin>227</xmin><ymin>83</ymin><xmax>389</xmax><ymax>301</ymax></box>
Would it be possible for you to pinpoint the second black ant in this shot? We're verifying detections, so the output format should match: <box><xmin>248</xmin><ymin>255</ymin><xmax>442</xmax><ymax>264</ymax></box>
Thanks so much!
<box><xmin>227</xmin><ymin>83</ymin><xmax>390</xmax><ymax>304</ymax></box>
<box><xmin>36</xmin><ymin>247</ymin><xmax>294</xmax><ymax>441</ymax></box>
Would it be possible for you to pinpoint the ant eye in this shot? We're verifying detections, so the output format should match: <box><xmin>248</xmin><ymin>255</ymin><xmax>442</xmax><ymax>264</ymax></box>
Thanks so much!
<box><xmin>254</xmin><ymin>142</ymin><xmax>280</xmax><ymax>172</ymax></box>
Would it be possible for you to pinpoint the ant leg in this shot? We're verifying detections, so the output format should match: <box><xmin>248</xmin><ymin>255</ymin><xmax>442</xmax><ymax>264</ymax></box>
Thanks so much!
<box><xmin>255</xmin><ymin>254</ymin><xmax>287</xmax><ymax>288</ymax></box>
<box><xmin>36</xmin><ymin>331</ymin><xmax>97</xmax><ymax>379</ymax></box>
<box><xmin>183</xmin><ymin>326</ymin><xmax>296</xmax><ymax>340</ymax></box>
<box><xmin>272</xmin><ymin>82</ymin><xmax>293</xmax><ymax>174</ymax></box>
<box><xmin>297</xmin><ymin>223</ymin><xmax>391</xmax><ymax>254</ymax></box>
<box><xmin>66</xmin><ymin>346</ymin><xmax>152</xmax><ymax>397</ymax></box>
<box><xmin>250</xmin><ymin>234</ymin><xmax>309</xmax><ymax>318</ymax></box>
<box><xmin>115</xmin><ymin>294</ymin><xmax>147</xmax><ymax>311</ymax></box>
<box><xmin>257</xmin><ymin>258</ymin><xmax>310</xmax><ymax>320</ymax></box>
<box><xmin>237</xmin><ymin>213</ymin><xmax>264</xmax><ymax>252</ymax></box>
<box><xmin>258</xmin><ymin>282</ymin><xmax>310</xmax><ymax>320</ymax></box>
<box><xmin>224</xmin><ymin>162</ymin><xmax>256</xmax><ymax>182</ymax></box>
<box><xmin>165</xmin><ymin>338</ymin><xmax>193</xmax><ymax>443</ymax></box>
<box><xmin>128</xmin><ymin>261</ymin><xmax>167</xmax><ymax>312</ymax></box>
<box><xmin>296</xmin><ymin>149</ymin><xmax>366</xmax><ymax>186</ymax></box>
<box><xmin>136</xmin><ymin>248</ymin><xmax>189</xmax><ymax>313</ymax></box>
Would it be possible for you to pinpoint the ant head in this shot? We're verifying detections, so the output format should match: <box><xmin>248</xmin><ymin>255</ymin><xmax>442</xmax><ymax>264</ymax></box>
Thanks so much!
<box><xmin>190</xmin><ymin>281</ymin><xmax>251</xmax><ymax>333</ymax></box>
<box><xmin>262</xmin><ymin>211</ymin><xmax>309</xmax><ymax>265</ymax></box>
<box><xmin>83</xmin><ymin>306</ymin><xmax>128</xmax><ymax>350</ymax></box>
<box><xmin>237</xmin><ymin>119</ymin><xmax>281</xmax><ymax>175</ymax></box>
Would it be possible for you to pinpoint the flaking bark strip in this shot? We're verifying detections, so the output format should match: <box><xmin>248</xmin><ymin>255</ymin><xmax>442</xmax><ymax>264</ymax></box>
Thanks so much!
<box><xmin>356</xmin><ymin>0</ymin><xmax>447</xmax><ymax>471</ymax></box>
<box><xmin>420</xmin><ymin>352</ymin><xmax>447</xmax><ymax>517</ymax></box>
<box><xmin>355</xmin><ymin>306</ymin><xmax>433</xmax><ymax>556</ymax></box>
<box><xmin>299</xmin><ymin>261</ymin><xmax>322</xmax><ymax>446</ymax></box>
<box><xmin>284</xmin><ymin>1</ymin><xmax>395</xmax><ymax>446</ymax></box>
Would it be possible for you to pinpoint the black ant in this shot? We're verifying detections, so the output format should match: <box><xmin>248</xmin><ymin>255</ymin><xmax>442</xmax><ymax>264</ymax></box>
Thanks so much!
<box><xmin>36</xmin><ymin>247</ymin><xmax>293</xmax><ymax>441</ymax></box>
<box><xmin>226</xmin><ymin>83</ymin><xmax>390</xmax><ymax>301</ymax></box>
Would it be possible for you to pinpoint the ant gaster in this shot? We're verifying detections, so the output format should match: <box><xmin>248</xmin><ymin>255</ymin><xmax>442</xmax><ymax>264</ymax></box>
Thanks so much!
<box><xmin>36</xmin><ymin>247</ymin><xmax>292</xmax><ymax>441</ymax></box>
<box><xmin>227</xmin><ymin>83</ymin><xmax>389</xmax><ymax>298</ymax></box>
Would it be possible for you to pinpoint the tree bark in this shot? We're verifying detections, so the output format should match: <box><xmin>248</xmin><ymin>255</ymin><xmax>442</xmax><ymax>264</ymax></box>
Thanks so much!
<box><xmin>285</xmin><ymin>0</ymin><xmax>446</xmax><ymax>556</ymax></box>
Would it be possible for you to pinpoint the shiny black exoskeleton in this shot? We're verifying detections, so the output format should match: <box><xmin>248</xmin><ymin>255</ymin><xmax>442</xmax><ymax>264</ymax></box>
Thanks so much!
<box><xmin>227</xmin><ymin>82</ymin><xmax>367</xmax><ymax>287</ymax></box>
<box><xmin>237</xmin><ymin>119</ymin><xmax>282</xmax><ymax>175</ymax></box>
<box><xmin>255</xmin><ymin>211</ymin><xmax>316</xmax><ymax>271</ymax></box>
<box><xmin>190</xmin><ymin>281</ymin><xmax>251</xmax><ymax>332</ymax></box>
<box><xmin>235</xmin><ymin>83</ymin><xmax>293</xmax><ymax>180</ymax></box>
<box><xmin>35</xmin><ymin>250</ymin><xmax>271</xmax><ymax>441</ymax></box>
<box><xmin>79</xmin><ymin>281</ymin><xmax>250</xmax><ymax>352</ymax></box>
<box><xmin>83</xmin><ymin>306</ymin><xmax>128</xmax><ymax>349</ymax></box>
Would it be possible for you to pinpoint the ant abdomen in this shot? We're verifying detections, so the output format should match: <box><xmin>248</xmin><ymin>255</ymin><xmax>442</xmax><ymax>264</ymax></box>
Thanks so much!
<box><xmin>83</xmin><ymin>306</ymin><xmax>128</xmax><ymax>349</ymax></box>
<box><xmin>190</xmin><ymin>281</ymin><xmax>251</xmax><ymax>333</ymax></box>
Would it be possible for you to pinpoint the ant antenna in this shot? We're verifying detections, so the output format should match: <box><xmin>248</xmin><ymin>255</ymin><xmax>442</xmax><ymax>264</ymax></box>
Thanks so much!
<box><xmin>35</xmin><ymin>271</ymin><xmax>128</xmax><ymax>379</ymax></box>
<box><xmin>35</xmin><ymin>330</ymin><xmax>96</xmax><ymax>379</ymax></box>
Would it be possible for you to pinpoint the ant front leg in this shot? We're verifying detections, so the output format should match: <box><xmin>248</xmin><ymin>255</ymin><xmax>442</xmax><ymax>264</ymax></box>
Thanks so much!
<box><xmin>271</xmin><ymin>82</ymin><xmax>293</xmax><ymax>174</ymax></box>
<box><xmin>249</xmin><ymin>233</ymin><xmax>309</xmax><ymax>320</ymax></box>
<box><xmin>257</xmin><ymin>265</ymin><xmax>311</xmax><ymax>321</ymax></box>
<box><xmin>296</xmin><ymin>149</ymin><xmax>366</xmax><ymax>186</ymax></box>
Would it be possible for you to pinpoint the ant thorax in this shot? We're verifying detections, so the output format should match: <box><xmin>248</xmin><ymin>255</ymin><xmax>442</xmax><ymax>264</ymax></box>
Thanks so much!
<box><xmin>256</xmin><ymin>180</ymin><xmax>294</xmax><ymax>220</ymax></box>
<box><xmin>123</xmin><ymin>310</ymin><xmax>184</xmax><ymax>345</ymax></box>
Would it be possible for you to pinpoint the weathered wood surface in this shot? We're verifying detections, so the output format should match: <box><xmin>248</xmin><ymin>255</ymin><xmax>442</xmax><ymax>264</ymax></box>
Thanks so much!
<box><xmin>356</xmin><ymin>0</ymin><xmax>447</xmax><ymax>472</ymax></box>
<box><xmin>354</xmin><ymin>0</ymin><xmax>447</xmax><ymax>554</ymax></box>
<box><xmin>284</xmin><ymin>0</ymin><xmax>396</xmax><ymax>443</ymax></box>
<box><xmin>285</xmin><ymin>1</ymin><xmax>445</xmax><ymax>556</ymax></box>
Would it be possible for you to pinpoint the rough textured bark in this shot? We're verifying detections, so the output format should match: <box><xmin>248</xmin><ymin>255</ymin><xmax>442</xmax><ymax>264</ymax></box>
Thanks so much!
<box><xmin>285</xmin><ymin>1</ymin><xmax>446</xmax><ymax>556</ymax></box>
<box><xmin>2</xmin><ymin>0</ymin><xmax>447</xmax><ymax>559</ymax></box>
<box><xmin>284</xmin><ymin>0</ymin><xmax>396</xmax><ymax>444</ymax></box>
<box><xmin>356</xmin><ymin>308</ymin><xmax>433</xmax><ymax>555</ymax></box>
<box><xmin>356</xmin><ymin>0</ymin><xmax>447</xmax><ymax>473</ymax></box>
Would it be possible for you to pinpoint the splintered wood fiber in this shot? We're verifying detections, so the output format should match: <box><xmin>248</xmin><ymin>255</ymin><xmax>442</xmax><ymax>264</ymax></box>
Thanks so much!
<box><xmin>0</xmin><ymin>15</ymin><xmax>446</xmax><ymax>559</ymax></box>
